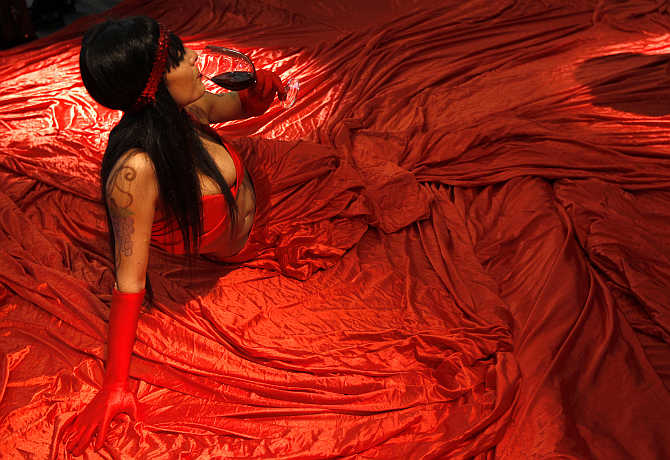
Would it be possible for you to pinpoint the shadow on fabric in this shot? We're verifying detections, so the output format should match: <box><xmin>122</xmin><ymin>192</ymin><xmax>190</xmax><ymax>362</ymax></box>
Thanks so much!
<box><xmin>575</xmin><ymin>52</ymin><xmax>670</xmax><ymax>116</ymax></box>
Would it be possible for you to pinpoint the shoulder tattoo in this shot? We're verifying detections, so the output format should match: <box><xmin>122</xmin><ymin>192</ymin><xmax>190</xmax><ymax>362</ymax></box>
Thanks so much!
<box><xmin>108</xmin><ymin>165</ymin><xmax>137</xmax><ymax>259</ymax></box>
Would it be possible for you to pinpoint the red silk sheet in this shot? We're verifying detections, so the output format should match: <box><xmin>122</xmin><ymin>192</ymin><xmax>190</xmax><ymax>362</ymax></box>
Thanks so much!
<box><xmin>2</xmin><ymin>0</ymin><xmax>670</xmax><ymax>458</ymax></box>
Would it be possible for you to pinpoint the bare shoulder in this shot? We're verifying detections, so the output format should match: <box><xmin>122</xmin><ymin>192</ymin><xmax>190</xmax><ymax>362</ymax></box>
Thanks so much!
<box><xmin>106</xmin><ymin>149</ymin><xmax>159</xmax><ymax>209</ymax></box>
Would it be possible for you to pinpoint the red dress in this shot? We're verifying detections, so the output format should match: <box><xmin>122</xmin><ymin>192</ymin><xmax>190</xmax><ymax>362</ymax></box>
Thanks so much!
<box><xmin>149</xmin><ymin>127</ymin><xmax>362</xmax><ymax>280</ymax></box>
<box><xmin>149</xmin><ymin>121</ymin><xmax>260</xmax><ymax>260</ymax></box>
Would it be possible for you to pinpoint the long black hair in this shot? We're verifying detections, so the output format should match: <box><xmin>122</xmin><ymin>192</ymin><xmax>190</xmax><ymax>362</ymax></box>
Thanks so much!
<box><xmin>79</xmin><ymin>17</ymin><xmax>237</xmax><ymax>298</ymax></box>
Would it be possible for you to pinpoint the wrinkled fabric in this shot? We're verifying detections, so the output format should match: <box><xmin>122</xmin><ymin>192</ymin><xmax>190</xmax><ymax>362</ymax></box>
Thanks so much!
<box><xmin>1</xmin><ymin>0</ymin><xmax>670</xmax><ymax>458</ymax></box>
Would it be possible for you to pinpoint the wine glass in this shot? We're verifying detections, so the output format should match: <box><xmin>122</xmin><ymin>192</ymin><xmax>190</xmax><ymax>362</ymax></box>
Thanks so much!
<box><xmin>199</xmin><ymin>45</ymin><xmax>299</xmax><ymax>109</ymax></box>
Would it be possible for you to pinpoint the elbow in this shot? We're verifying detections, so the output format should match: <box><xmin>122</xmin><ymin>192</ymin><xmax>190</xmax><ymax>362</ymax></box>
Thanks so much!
<box><xmin>115</xmin><ymin>274</ymin><xmax>147</xmax><ymax>294</ymax></box>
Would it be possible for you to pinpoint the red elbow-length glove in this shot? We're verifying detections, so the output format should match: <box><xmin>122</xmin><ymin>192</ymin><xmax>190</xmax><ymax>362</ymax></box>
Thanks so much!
<box><xmin>62</xmin><ymin>288</ymin><xmax>144</xmax><ymax>456</ymax></box>
<box><xmin>238</xmin><ymin>68</ymin><xmax>286</xmax><ymax>117</ymax></box>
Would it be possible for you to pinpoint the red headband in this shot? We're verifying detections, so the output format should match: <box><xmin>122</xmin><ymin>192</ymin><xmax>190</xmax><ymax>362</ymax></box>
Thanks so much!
<box><xmin>131</xmin><ymin>24</ymin><xmax>170</xmax><ymax>111</ymax></box>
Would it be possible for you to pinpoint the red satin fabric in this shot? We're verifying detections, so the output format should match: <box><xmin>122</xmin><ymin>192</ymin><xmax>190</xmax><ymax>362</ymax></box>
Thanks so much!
<box><xmin>1</xmin><ymin>0</ymin><xmax>670</xmax><ymax>458</ymax></box>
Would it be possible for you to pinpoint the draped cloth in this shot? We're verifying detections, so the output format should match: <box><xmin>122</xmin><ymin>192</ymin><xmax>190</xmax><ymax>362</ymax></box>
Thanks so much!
<box><xmin>1</xmin><ymin>0</ymin><xmax>670</xmax><ymax>458</ymax></box>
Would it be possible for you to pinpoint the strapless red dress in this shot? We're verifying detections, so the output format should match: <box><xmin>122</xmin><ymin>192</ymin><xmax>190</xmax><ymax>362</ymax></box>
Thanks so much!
<box><xmin>150</xmin><ymin>120</ymin><xmax>255</xmax><ymax>258</ymax></box>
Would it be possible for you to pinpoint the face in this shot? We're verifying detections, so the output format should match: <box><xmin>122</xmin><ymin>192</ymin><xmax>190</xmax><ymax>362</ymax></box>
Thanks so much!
<box><xmin>164</xmin><ymin>47</ymin><xmax>205</xmax><ymax>107</ymax></box>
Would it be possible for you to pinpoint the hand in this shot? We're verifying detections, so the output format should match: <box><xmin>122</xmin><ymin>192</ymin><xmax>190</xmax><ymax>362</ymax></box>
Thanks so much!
<box><xmin>239</xmin><ymin>69</ymin><xmax>287</xmax><ymax>116</ymax></box>
<box><xmin>62</xmin><ymin>385</ymin><xmax>139</xmax><ymax>456</ymax></box>
<box><xmin>60</xmin><ymin>288</ymin><xmax>145</xmax><ymax>456</ymax></box>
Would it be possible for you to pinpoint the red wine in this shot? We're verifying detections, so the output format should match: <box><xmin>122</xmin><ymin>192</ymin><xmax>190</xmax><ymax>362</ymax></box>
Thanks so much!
<box><xmin>210</xmin><ymin>71</ymin><xmax>256</xmax><ymax>91</ymax></box>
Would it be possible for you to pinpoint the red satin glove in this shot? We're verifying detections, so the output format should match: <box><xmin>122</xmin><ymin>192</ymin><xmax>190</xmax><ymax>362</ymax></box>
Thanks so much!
<box><xmin>62</xmin><ymin>288</ymin><xmax>144</xmax><ymax>456</ymax></box>
<box><xmin>63</xmin><ymin>386</ymin><xmax>139</xmax><ymax>455</ymax></box>
<box><xmin>238</xmin><ymin>68</ymin><xmax>287</xmax><ymax>117</ymax></box>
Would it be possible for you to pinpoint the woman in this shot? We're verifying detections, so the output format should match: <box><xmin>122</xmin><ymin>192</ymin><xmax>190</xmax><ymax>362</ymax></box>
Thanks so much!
<box><xmin>62</xmin><ymin>16</ymin><xmax>286</xmax><ymax>456</ymax></box>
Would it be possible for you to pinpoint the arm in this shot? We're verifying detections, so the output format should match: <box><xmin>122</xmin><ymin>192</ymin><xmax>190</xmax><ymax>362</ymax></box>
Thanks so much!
<box><xmin>63</xmin><ymin>151</ymin><xmax>158</xmax><ymax>456</ymax></box>
<box><xmin>188</xmin><ymin>69</ymin><xmax>287</xmax><ymax>124</ymax></box>
<box><xmin>107</xmin><ymin>151</ymin><xmax>159</xmax><ymax>293</ymax></box>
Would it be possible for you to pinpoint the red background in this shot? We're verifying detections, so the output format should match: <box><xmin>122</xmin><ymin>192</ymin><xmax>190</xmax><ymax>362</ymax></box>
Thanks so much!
<box><xmin>1</xmin><ymin>0</ymin><xmax>670</xmax><ymax>458</ymax></box>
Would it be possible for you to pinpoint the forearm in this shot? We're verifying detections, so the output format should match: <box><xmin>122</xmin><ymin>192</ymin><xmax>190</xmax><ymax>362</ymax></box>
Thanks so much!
<box><xmin>104</xmin><ymin>288</ymin><xmax>144</xmax><ymax>389</ymax></box>
<box><xmin>195</xmin><ymin>69</ymin><xmax>286</xmax><ymax>123</ymax></box>
<box><xmin>62</xmin><ymin>287</ymin><xmax>144</xmax><ymax>455</ymax></box>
